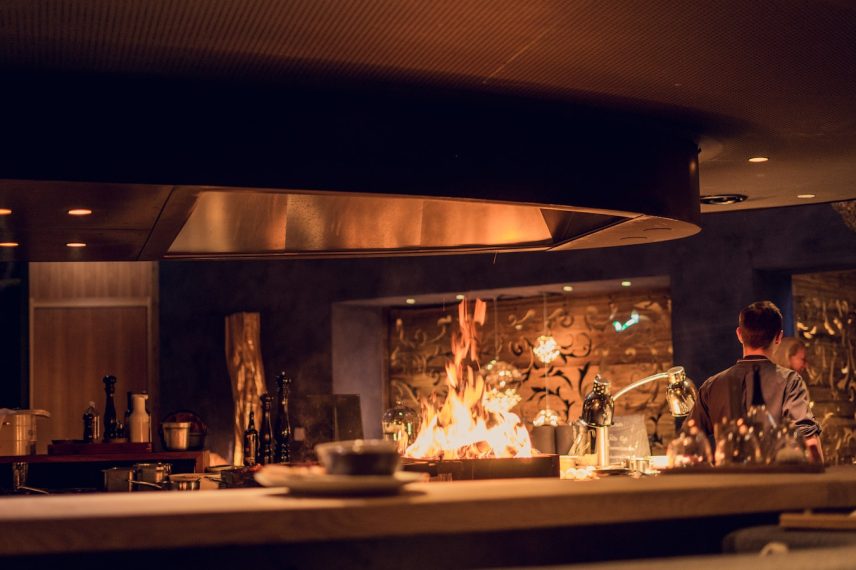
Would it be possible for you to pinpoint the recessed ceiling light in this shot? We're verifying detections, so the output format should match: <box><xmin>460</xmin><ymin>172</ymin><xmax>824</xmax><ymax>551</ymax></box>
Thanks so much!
<box><xmin>68</xmin><ymin>208</ymin><xmax>93</xmax><ymax>216</ymax></box>
<box><xmin>405</xmin><ymin>298</ymin><xmax>416</xmax><ymax>305</ymax></box>
<box><xmin>562</xmin><ymin>285</ymin><xmax>573</xmax><ymax>292</ymax></box>
<box><xmin>0</xmin><ymin>208</ymin><xmax>11</xmax><ymax>215</ymax></box>
<box><xmin>700</xmin><ymin>194</ymin><xmax>748</xmax><ymax>206</ymax></box>
<box><xmin>748</xmin><ymin>156</ymin><xmax>769</xmax><ymax>163</ymax></box>
<box><xmin>797</xmin><ymin>194</ymin><xmax>816</xmax><ymax>199</ymax></box>
<box><xmin>621</xmin><ymin>281</ymin><xmax>632</xmax><ymax>287</ymax></box>
<box><xmin>66</xmin><ymin>242</ymin><xmax>87</xmax><ymax>248</ymax></box>
<box><xmin>0</xmin><ymin>241</ymin><xmax>19</xmax><ymax>247</ymax></box>
<box><xmin>455</xmin><ymin>294</ymin><xmax>465</xmax><ymax>300</ymax></box>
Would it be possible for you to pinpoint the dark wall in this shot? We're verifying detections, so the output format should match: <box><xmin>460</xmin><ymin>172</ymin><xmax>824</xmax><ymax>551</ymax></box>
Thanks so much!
<box><xmin>159</xmin><ymin>203</ymin><xmax>856</xmax><ymax>458</ymax></box>
<box><xmin>0</xmin><ymin>262</ymin><xmax>27</xmax><ymax>408</ymax></box>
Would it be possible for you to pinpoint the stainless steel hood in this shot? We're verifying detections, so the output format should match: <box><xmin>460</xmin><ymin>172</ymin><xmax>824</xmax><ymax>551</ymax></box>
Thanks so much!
<box><xmin>0</xmin><ymin>75</ymin><xmax>701</xmax><ymax>261</ymax></box>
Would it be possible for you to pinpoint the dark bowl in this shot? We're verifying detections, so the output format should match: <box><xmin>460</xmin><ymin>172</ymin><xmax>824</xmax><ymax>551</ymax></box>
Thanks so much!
<box><xmin>315</xmin><ymin>439</ymin><xmax>400</xmax><ymax>476</ymax></box>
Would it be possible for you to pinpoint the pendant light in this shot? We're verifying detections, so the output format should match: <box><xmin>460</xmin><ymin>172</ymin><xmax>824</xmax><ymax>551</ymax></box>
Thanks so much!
<box><xmin>482</xmin><ymin>297</ymin><xmax>523</xmax><ymax>414</ymax></box>
<box><xmin>533</xmin><ymin>293</ymin><xmax>560</xmax><ymax>427</ymax></box>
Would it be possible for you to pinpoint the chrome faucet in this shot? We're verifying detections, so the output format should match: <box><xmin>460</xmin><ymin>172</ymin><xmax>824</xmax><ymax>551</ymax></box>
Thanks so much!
<box><xmin>581</xmin><ymin>366</ymin><xmax>697</xmax><ymax>468</ymax></box>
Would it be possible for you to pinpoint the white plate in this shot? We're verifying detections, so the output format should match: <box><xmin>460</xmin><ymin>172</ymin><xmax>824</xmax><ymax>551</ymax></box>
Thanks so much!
<box><xmin>254</xmin><ymin>468</ymin><xmax>425</xmax><ymax>496</ymax></box>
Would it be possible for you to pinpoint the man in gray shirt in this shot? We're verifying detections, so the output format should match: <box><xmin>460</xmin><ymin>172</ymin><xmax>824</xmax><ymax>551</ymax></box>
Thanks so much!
<box><xmin>686</xmin><ymin>300</ymin><xmax>823</xmax><ymax>461</ymax></box>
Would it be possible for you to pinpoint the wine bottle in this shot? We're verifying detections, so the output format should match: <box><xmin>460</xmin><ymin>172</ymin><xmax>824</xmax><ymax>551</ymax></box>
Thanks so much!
<box><xmin>258</xmin><ymin>394</ymin><xmax>274</xmax><ymax>465</ymax></box>
<box><xmin>274</xmin><ymin>372</ymin><xmax>292</xmax><ymax>464</ymax></box>
<box><xmin>102</xmin><ymin>375</ymin><xmax>119</xmax><ymax>442</ymax></box>
<box><xmin>243</xmin><ymin>410</ymin><xmax>259</xmax><ymax>467</ymax></box>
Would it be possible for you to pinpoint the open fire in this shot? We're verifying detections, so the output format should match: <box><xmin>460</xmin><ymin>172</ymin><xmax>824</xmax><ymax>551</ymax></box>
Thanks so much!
<box><xmin>405</xmin><ymin>299</ymin><xmax>533</xmax><ymax>460</ymax></box>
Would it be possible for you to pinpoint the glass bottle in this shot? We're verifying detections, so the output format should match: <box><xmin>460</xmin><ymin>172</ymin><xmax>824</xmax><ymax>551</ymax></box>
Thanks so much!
<box><xmin>259</xmin><ymin>394</ymin><xmax>274</xmax><ymax>465</ymax></box>
<box><xmin>83</xmin><ymin>401</ymin><xmax>97</xmax><ymax>443</ymax></box>
<box><xmin>274</xmin><ymin>372</ymin><xmax>292</xmax><ymax>464</ymax></box>
<box><xmin>382</xmin><ymin>400</ymin><xmax>419</xmax><ymax>454</ymax></box>
<box><xmin>102</xmin><ymin>375</ymin><xmax>119</xmax><ymax>442</ymax></box>
<box><xmin>243</xmin><ymin>411</ymin><xmax>259</xmax><ymax>467</ymax></box>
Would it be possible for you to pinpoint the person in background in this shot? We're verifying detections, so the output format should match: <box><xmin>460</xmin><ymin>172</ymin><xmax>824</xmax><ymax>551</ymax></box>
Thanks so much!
<box><xmin>685</xmin><ymin>301</ymin><xmax>823</xmax><ymax>462</ymax></box>
<box><xmin>773</xmin><ymin>336</ymin><xmax>808</xmax><ymax>376</ymax></box>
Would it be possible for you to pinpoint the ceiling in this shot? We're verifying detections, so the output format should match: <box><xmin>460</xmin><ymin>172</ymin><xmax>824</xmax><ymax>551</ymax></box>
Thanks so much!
<box><xmin>0</xmin><ymin>1</ymin><xmax>854</xmax><ymax>260</ymax></box>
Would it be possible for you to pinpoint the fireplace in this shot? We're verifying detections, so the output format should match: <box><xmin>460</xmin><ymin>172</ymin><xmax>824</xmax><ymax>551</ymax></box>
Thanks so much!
<box><xmin>402</xmin><ymin>455</ymin><xmax>559</xmax><ymax>481</ymax></box>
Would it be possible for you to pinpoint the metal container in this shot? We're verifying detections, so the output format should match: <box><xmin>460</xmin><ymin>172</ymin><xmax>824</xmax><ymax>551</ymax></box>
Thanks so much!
<box><xmin>167</xmin><ymin>473</ymin><xmax>201</xmax><ymax>491</ymax></box>
<box><xmin>161</xmin><ymin>421</ymin><xmax>192</xmax><ymax>450</ymax></box>
<box><xmin>102</xmin><ymin>467</ymin><xmax>134</xmax><ymax>492</ymax></box>
<box><xmin>0</xmin><ymin>409</ymin><xmax>51</xmax><ymax>456</ymax></box>
<box><xmin>132</xmin><ymin>462</ymin><xmax>172</xmax><ymax>491</ymax></box>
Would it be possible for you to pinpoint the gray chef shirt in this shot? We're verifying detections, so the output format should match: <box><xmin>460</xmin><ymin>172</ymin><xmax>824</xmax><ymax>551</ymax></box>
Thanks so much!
<box><xmin>686</xmin><ymin>355</ymin><xmax>821</xmax><ymax>440</ymax></box>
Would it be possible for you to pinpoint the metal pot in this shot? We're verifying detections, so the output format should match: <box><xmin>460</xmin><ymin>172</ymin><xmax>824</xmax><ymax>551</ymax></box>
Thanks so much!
<box><xmin>132</xmin><ymin>462</ymin><xmax>172</xmax><ymax>491</ymax></box>
<box><xmin>166</xmin><ymin>473</ymin><xmax>202</xmax><ymax>491</ymax></box>
<box><xmin>0</xmin><ymin>409</ymin><xmax>51</xmax><ymax>456</ymax></box>
<box><xmin>102</xmin><ymin>467</ymin><xmax>134</xmax><ymax>492</ymax></box>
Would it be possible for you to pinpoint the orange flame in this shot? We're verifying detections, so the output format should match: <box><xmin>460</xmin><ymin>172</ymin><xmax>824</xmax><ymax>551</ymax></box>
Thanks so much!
<box><xmin>405</xmin><ymin>299</ymin><xmax>533</xmax><ymax>459</ymax></box>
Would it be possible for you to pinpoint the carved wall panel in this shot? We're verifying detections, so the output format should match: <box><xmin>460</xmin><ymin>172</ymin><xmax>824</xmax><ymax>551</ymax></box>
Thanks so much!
<box><xmin>388</xmin><ymin>289</ymin><xmax>675</xmax><ymax>451</ymax></box>
<box><xmin>793</xmin><ymin>270</ymin><xmax>856</xmax><ymax>464</ymax></box>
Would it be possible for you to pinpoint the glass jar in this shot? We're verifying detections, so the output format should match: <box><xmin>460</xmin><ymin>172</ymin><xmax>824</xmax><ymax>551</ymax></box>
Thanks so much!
<box><xmin>714</xmin><ymin>419</ymin><xmax>762</xmax><ymax>466</ymax></box>
<box><xmin>382</xmin><ymin>400</ymin><xmax>419</xmax><ymax>454</ymax></box>
<box><xmin>666</xmin><ymin>420</ymin><xmax>712</xmax><ymax>468</ymax></box>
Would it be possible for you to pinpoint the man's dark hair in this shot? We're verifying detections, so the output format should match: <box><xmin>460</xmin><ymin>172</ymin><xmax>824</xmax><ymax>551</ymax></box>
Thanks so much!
<box><xmin>738</xmin><ymin>301</ymin><xmax>783</xmax><ymax>349</ymax></box>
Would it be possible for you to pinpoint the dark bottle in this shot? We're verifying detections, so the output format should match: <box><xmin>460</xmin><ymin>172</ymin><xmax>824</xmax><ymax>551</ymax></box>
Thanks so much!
<box><xmin>82</xmin><ymin>401</ymin><xmax>97</xmax><ymax>443</ymax></box>
<box><xmin>274</xmin><ymin>371</ymin><xmax>292</xmax><ymax>464</ymax></box>
<box><xmin>243</xmin><ymin>411</ymin><xmax>259</xmax><ymax>467</ymax></box>
<box><xmin>258</xmin><ymin>394</ymin><xmax>274</xmax><ymax>465</ymax></box>
<box><xmin>102</xmin><ymin>375</ymin><xmax>119</xmax><ymax>442</ymax></box>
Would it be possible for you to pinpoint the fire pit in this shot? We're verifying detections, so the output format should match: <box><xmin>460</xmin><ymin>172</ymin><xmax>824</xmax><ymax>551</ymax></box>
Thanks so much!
<box><xmin>400</xmin><ymin>300</ymin><xmax>559</xmax><ymax>480</ymax></box>
<box><xmin>402</xmin><ymin>454</ymin><xmax>559</xmax><ymax>481</ymax></box>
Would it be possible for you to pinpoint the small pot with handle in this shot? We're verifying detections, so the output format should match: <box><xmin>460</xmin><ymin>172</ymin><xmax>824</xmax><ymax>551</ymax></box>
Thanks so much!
<box><xmin>0</xmin><ymin>409</ymin><xmax>51</xmax><ymax>456</ymax></box>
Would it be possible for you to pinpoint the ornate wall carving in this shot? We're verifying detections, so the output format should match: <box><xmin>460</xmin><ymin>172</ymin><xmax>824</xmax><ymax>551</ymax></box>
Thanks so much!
<box><xmin>793</xmin><ymin>270</ymin><xmax>856</xmax><ymax>464</ymax></box>
<box><xmin>388</xmin><ymin>289</ymin><xmax>675</xmax><ymax>452</ymax></box>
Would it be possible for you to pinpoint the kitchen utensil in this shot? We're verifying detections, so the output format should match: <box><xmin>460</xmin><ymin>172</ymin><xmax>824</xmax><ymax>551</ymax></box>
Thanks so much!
<box><xmin>0</xmin><ymin>409</ymin><xmax>51</xmax><ymax>456</ymax></box>
<box><xmin>162</xmin><ymin>411</ymin><xmax>207</xmax><ymax>450</ymax></box>
<box><xmin>315</xmin><ymin>439</ymin><xmax>400</xmax><ymax>476</ymax></box>
<box><xmin>166</xmin><ymin>473</ymin><xmax>202</xmax><ymax>491</ymax></box>
<box><xmin>161</xmin><ymin>422</ymin><xmax>192</xmax><ymax>450</ymax></box>
<box><xmin>132</xmin><ymin>462</ymin><xmax>172</xmax><ymax>491</ymax></box>
<box><xmin>102</xmin><ymin>467</ymin><xmax>134</xmax><ymax>492</ymax></box>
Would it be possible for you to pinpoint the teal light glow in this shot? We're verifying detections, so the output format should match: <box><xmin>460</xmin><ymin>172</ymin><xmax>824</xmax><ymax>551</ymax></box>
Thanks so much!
<box><xmin>612</xmin><ymin>310</ymin><xmax>640</xmax><ymax>332</ymax></box>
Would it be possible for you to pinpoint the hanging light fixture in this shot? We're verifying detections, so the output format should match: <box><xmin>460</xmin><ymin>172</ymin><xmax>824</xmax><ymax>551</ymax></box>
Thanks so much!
<box><xmin>533</xmin><ymin>293</ymin><xmax>560</xmax><ymax>427</ymax></box>
<box><xmin>483</xmin><ymin>297</ymin><xmax>522</xmax><ymax>391</ymax></box>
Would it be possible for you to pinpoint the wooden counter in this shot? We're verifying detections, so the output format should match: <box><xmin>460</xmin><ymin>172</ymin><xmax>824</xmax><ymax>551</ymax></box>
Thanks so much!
<box><xmin>2</xmin><ymin>466</ymin><xmax>856</xmax><ymax>557</ymax></box>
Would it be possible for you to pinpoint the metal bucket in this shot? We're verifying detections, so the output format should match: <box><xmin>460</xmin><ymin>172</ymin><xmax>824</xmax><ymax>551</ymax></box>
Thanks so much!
<box><xmin>0</xmin><ymin>409</ymin><xmax>50</xmax><ymax>456</ymax></box>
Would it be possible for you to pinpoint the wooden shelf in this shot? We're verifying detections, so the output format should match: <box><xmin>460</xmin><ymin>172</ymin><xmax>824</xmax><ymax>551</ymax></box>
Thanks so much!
<box><xmin>0</xmin><ymin>451</ymin><xmax>207</xmax><ymax>472</ymax></box>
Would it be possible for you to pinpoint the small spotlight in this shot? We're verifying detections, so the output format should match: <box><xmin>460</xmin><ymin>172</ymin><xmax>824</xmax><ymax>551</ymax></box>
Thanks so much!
<box><xmin>748</xmin><ymin>157</ymin><xmax>769</xmax><ymax>163</ymax></box>
<box><xmin>0</xmin><ymin>208</ymin><xmax>11</xmax><ymax>216</ymax></box>
<box><xmin>68</xmin><ymin>208</ymin><xmax>93</xmax><ymax>216</ymax></box>
<box><xmin>0</xmin><ymin>241</ymin><xmax>19</xmax><ymax>247</ymax></box>
<box><xmin>621</xmin><ymin>281</ymin><xmax>632</xmax><ymax>287</ymax></box>
<box><xmin>66</xmin><ymin>242</ymin><xmax>87</xmax><ymax>248</ymax></box>
<box><xmin>562</xmin><ymin>285</ymin><xmax>573</xmax><ymax>292</ymax></box>
<box><xmin>797</xmin><ymin>194</ymin><xmax>816</xmax><ymax>199</ymax></box>
<box><xmin>405</xmin><ymin>298</ymin><xmax>416</xmax><ymax>305</ymax></box>
<box><xmin>455</xmin><ymin>294</ymin><xmax>465</xmax><ymax>300</ymax></box>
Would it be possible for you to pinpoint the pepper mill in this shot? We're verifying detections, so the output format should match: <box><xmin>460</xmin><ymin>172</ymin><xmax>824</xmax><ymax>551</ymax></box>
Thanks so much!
<box><xmin>258</xmin><ymin>394</ymin><xmax>275</xmax><ymax>465</ymax></box>
<box><xmin>274</xmin><ymin>371</ymin><xmax>292</xmax><ymax>464</ymax></box>
<box><xmin>102</xmin><ymin>375</ymin><xmax>119</xmax><ymax>442</ymax></box>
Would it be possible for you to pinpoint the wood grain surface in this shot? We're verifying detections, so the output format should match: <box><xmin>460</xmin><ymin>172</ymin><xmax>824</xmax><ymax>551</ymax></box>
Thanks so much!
<box><xmin>1</xmin><ymin>466</ymin><xmax>855</xmax><ymax>557</ymax></box>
